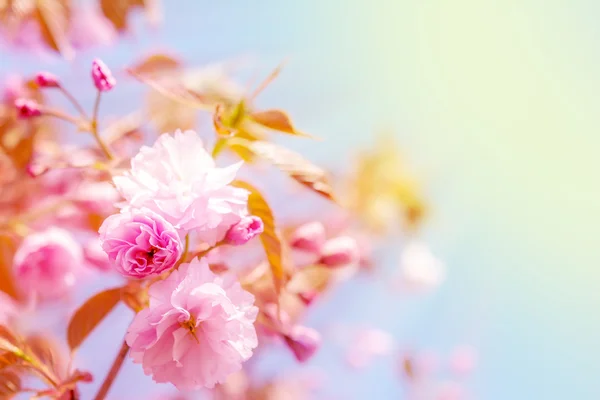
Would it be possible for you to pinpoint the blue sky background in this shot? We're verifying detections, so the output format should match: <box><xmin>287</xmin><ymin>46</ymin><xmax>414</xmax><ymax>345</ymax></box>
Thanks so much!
<box><xmin>3</xmin><ymin>1</ymin><xmax>600</xmax><ymax>398</ymax></box>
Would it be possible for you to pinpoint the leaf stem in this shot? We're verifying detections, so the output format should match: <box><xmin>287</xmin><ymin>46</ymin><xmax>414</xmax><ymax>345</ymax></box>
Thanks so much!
<box><xmin>90</xmin><ymin>91</ymin><xmax>114</xmax><ymax>160</ymax></box>
<box><xmin>93</xmin><ymin>340</ymin><xmax>129</xmax><ymax>400</ymax></box>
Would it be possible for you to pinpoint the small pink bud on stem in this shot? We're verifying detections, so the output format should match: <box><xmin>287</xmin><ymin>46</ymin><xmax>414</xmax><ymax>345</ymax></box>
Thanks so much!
<box><xmin>319</xmin><ymin>236</ymin><xmax>360</xmax><ymax>268</ymax></box>
<box><xmin>34</xmin><ymin>72</ymin><xmax>60</xmax><ymax>88</ymax></box>
<box><xmin>14</xmin><ymin>98</ymin><xmax>42</xmax><ymax>119</ymax></box>
<box><xmin>91</xmin><ymin>59</ymin><xmax>116</xmax><ymax>92</ymax></box>
<box><xmin>224</xmin><ymin>216</ymin><xmax>264</xmax><ymax>245</ymax></box>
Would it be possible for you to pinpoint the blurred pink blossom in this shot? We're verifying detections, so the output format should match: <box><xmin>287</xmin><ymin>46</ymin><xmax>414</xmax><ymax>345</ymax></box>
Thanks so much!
<box><xmin>395</xmin><ymin>241</ymin><xmax>445</xmax><ymax>292</ymax></box>
<box><xmin>346</xmin><ymin>328</ymin><xmax>395</xmax><ymax>369</ymax></box>
<box><xmin>0</xmin><ymin>291</ymin><xmax>17</xmax><ymax>325</ymax></box>
<box><xmin>13</xmin><ymin>227</ymin><xmax>83</xmax><ymax>300</ymax></box>
<box><xmin>83</xmin><ymin>238</ymin><xmax>112</xmax><ymax>272</ymax></box>
<box><xmin>68</xmin><ymin>7</ymin><xmax>117</xmax><ymax>50</ymax></box>
<box><xmin>125</xmin><ymin>258</ymin><xmax>258</xmax><ymax>389</ymax></box>
<box><xmin>448</xmin><ymin>345</ymin><xmax>478</xmax><ymax>376</ymax></box>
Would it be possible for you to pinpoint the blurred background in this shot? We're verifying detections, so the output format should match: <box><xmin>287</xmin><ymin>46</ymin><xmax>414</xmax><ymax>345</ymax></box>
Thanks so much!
<box><xmin>2</xmin><ymin>0</ymin><xmax>600</xmax><ymax>398</ymax></box>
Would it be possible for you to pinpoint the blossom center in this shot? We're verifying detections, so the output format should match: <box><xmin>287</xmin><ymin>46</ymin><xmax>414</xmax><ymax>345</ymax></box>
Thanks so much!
<box><xmin>180</xmin><ymin>314</ymin><xmax>200</xmax><ymax>343</ymax></box>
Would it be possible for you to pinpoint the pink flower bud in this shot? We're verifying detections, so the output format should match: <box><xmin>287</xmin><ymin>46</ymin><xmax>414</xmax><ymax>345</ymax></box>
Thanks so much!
<box><xmin>91</xmin><ymin>58</ymin><xmax>116</xmax><ymax>91</ymax></box>
<box><xmin>319</xmin><ymin>236</ymin><xmax>360</xmax><ymax>267</ymax></box>
<box><xmin>283</xmin><ymin>325</ymin><xmax>321</xmax><ymax>362</ymax></box>
<box><xmin>34</xmin><ymin>71</ymin><xmax>60</xmax><ymax>88</ymax></box>
<box><xmin>14</xmin><ymin>98</ymin><xmax>41</xmax><ymax>119</ymax></box>
<box><xmin>224</xmin><ymin>215</ymin><xmax>264</xmax><ymax>245</ymax></box>
<box><xmin>290</xmin><ymin>221</ymin><xmax>326</xmax><ymax>253</ymax></box>
<box><xmin>298</xmin><ymin>290</ymin><xmax>318</xmax><ymax>306</ymax></box>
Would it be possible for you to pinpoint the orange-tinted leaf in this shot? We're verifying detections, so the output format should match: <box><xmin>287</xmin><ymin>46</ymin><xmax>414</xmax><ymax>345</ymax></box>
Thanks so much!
<box><xmin>67</xmin><ymin>287</ymin><xmax>121</xmax><ymax>351</ymax></box>
<box><xmin>120</xmin><ymin>281</ymin><xmax>148</xmax><ymax>313</ymax></box>
<box><xmin>100</xmin><ymin>0</ymin><xmax>145</xmax><ymax>32</ymax></box>
<box><xmin>231</xmin><ymin>181</ymin><xmax>284</xmax><ymax>293</ymax></box>
<box><xmin>25</xmin><ymin>335</ymin><xmax>61</xmax><ymax>376</ymax></box>
<box><xmin>0</xmin><ymin>326</ymin><xmax>20</xmax><ymax>355</ymax></box>
<box><xmin>146</xmin><ymin>89</ymin><xmax>197</xmax><ymax>133</ymax></box>
<box><xmin>0</xmin><ymin>351</ymin><xmax>20</xmax><ymax>371</ymax></box>
<box><xmin>128</xmin><ymin>53</ymin><xmax>181</xmax><ymax>76</ymax></box>
<box><xmin>229</xmin><ymin>140</ymin><xmax>335</xmax><ymax>201</ymax></box>
<box><xmin>34</xmin><ymin>0</ymin><xmax>73</xmax><ymax>59</ymax></box>
<box><xmin>286</xmin><ymin>265</ymin><xmax>331</xmax><ymax>294</ymax></box>
<box><xmin>0</xmin><ymin>236</ymin><xmax>18</xmax><ymax>299</ymax></box>
<box><xmin>249</xmin><ymin>109</ymin><xmax>309</xmax><ymax>137</ymax></box>
<box><xmin>0</xmin><ymin>370</ymin><xmax>20</xmax><ymax>398</ymax></box>
<box><xmin>128</xmin><ymin>69</ymin><xmax>213</xmax><ymax>110</ymax></box>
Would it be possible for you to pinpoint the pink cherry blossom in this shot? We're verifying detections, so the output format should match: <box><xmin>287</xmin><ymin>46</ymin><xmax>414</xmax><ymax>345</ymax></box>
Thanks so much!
<box><xmin>99</xmin><ymin>208</ymin><xmax>183</xmax><ymax>278</ymax></box>
<box><xmin>68</xmin><ymin>6</ymin><xmax>116</xmax><ymax>50</ymax></box>
<box><xmin>290</xmin><ymin>221</ymin><xmax>326</xmax><ymax>253</ymax></box>
<box><xmin>125</xmin><ymin>258</ymin><xmax>258</xmax><ymax>389</ymax></box>
<box><xmin>224</xmin><ymin>215</ymin><xmax>263</xmax><ymax>245</ymax></box>
<box><xmin>13</xmin><ymin>228</ymin><xmax>82</xmax><ymax>300</ymax></box>
<box><xmin>319</xmin><ymin>236</ymin><xmax>360</xmax><ymax>267</ymax></box>
<box><xmin>113</xmin><ymin>130</ymin><xmax>249</xmax><ymax>244</ymax></box>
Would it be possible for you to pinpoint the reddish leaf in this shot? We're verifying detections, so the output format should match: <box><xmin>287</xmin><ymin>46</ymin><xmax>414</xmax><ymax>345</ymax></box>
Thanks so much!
<box><xmin>25</xmin><ymin>335</ymin><xmax>62</xmax><ymax>377</ymax></box>
<box><xmin>120</xmin><ymin>281</ymin><xmax>148</xmax><ymax>313</ymax></box>
<box><xmin>34</xmin><ymin>0</ymin><xmax>73</xmax><ymax>59</ymax></box>
<box><xmin>231</xmin><ymin>181</ymin><xmax>284</xmax><ymax>293</ymax></box>
<box><xmin>286</xmin><ymin>265</ymin><xmax>331</xmax><ymax>294</ymax></box>
<box><xmin>229</xmin><ymin>139</ymin><xmax>335</xmax><ymax>201</ymax></box>
<box><xmin>0</xmin><ymin>236</ymin><xmax>18</xmax><ymax>299</ymax></box>
<box><xmin>67</xmin><ymin>288</ymin><xmax>121</xmax><ymax>351</ymax></box>
<box><xmin>249</xmin><ymin>109</ymin><xmax>310</xmax><ymax>137</ymax></box>
<box><xmin>128</xmin><ymin>53</ymin><xmax>182</xmax><ymax>76</ymax></box>
<box><xmin>0</xmin><ymin>326</ymin><xmax>20</xmax><ymax>354</ymax></box>
<box><xmin>100</xmin><ymin>0</ymin><xmax>146</xmax><ymax>32</ymax></box>
<box><xmin>0</xmin><ymin>370</ymin><xmax>20</xmax><ymax>398</ymax></box>
<box><xmin>0</xmin><ymin>352</ymin><xmax>21</xmax><ymax>371</ymax></box>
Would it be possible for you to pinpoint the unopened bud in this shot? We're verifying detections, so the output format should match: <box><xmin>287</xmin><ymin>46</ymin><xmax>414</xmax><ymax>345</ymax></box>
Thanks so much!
<box><xmin>290</xmin><ymin>221</ymin><xmax>326</xmax><ymax>253</ymax></box>
<box><xmin>91</xmin><ymin>58</ymin><xmax>116</xmax><ymax>91</ymax></box>
<box><xmin>35</xmin><ymin>72</ymin><xmax>60</xmax><ymax>88</ymax></box>
<box><xmin>319</xmin><ymin>236</ymin><xmax>360</xmax><ymax>267</ymax></box>
<box><xmin>225</xmin><ymin>216</ymin><xmax>264</xmax><ymax>245</ymax></box>
<box><xmin>283</xmin><ymin>325</ymin><xmax>321</xmax><ymax>363</ymax></box>
<box><xmin>15</xmin><ymin>98</ymin><xmax>41</xmax><ymax>119</ymax></box>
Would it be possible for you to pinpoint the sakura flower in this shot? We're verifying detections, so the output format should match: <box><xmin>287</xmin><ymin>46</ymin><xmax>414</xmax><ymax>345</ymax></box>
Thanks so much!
<box><xmin>125</xmin><ymin>258</ymin><xmax>258</xmax><ymax>389</ymax></box>
<box><xmin>13</xmin><ymin>228</ymin><xmax>82</xmax><ymax>300</ymax></box>
<box><xmin>396</xmin><ymin>241</ymin><xmax>445</xmax><ymax>292</ymax></box>
<box><xmin>224</xmin><ymin>215</ymin><xmax>263</xmax><ymax>245</ymax></box>
<box><xmin>113</xmin><ymin>130</ymin><xmax>249</xmax><ymax>244</ymax></box>
<box><xmin>99</xmin><ymin>208</ymin><xmax>182</xmax><ymax>278</ymax></box>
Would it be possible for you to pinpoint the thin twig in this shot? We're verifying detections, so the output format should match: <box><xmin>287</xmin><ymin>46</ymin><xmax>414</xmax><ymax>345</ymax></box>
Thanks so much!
<box><xmin>93</xmin><ymin>340</ymin><xmax>129</xmax><ymax>400</ymax></box>
<box><xmin>90</xmin><ymin>91</ymin><xmax>114</xmax><ymax>160</ymax></box>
